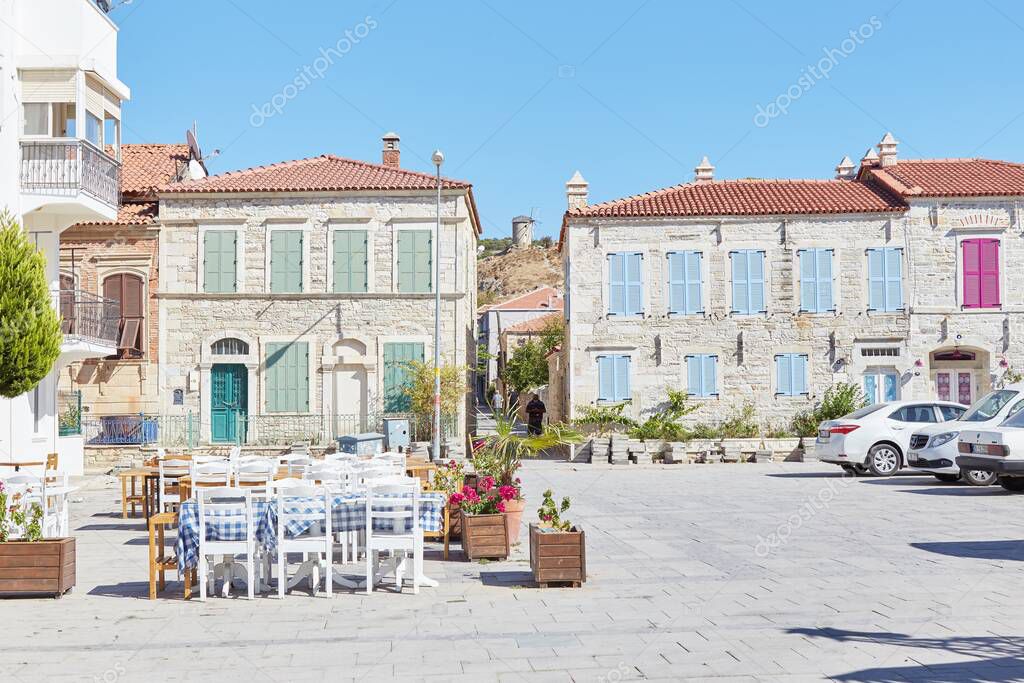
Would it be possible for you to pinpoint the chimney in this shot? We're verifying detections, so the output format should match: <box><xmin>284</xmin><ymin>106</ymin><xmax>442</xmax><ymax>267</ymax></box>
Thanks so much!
<box><xmin>860</xmin><ymin>147</ymin><xmax>880</xmax><ymax>168</ymax></box>
<box><xmin>566</xmin><ymin>171</ymin><xmax>589</xmax><ymax>210</ymax></box>
<box><xmin>835</xmin><ymin>155</ymin><xmax>856</xmax><ymax>180</ymax></box>
<box><xmin>694</xmin><ymin>156</ymin><xmax>715</xmax><ymax>183</ymax></box>
<box><xmin>877</xmin><ymin>132</ymin><xmax>898</xmax><ymax>167</ymax></box>
<box><xmin>382</xmin><ymin>132</ymin><xmax>400</xmax><ymax>168</ymax></box>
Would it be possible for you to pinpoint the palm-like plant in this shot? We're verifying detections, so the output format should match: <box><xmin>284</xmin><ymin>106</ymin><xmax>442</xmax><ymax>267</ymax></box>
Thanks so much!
<box><xmin>473</xmin><ymin>409</ymin><xmax>582</xmax><ymax>487</ymax></box>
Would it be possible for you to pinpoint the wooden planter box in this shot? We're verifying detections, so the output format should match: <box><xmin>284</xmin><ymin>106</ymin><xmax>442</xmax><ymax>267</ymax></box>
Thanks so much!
<box><xmin>529</xmin><ymin>524</ymin><xmax>586</xmax><ymax>587</ymax></box>
<box><xmin>0</xmin><ymin>538</ymin><xmax>75</xmax><ymax>598</ymax></box>
<box><xmin>461</xmin><ymin>513</ymin><xmax>509</xmax><ymax>560</ymax></box>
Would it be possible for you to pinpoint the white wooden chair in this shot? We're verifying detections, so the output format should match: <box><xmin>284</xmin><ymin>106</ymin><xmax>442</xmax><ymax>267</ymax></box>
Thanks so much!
<box><xmin>197</xmin><ymin>487</ymin><xmax>257</xmax><ymax>600</ymax></box>
<box><xmin>1</xmin><ymin>474</ymin><xmax>60</xmax><ymax>538</ymax></box>
<box><xmin>235</xmin><ymin>460</ymin><xmax>275</xmax><ymax>496</ymax></box>
<box><xmin>275</xmin><ymin>484</ymin><xmax>333</xmax><ymax>597</ymax></box>
<box><xmin>364</xmin><ymin>479</ymin><xmax>422</xmax><ymax>594</ymax></box>
<box><xmin>279</xmin><ymin>454</ymin><xmax>312</xmax><ymax>478</ymax></box>
<box><xmin>324</xmin><ymin>452</ymin><xmax>357</xmax><ymax>466</ymax></box>
<box><xmin>192</xmin><ymin>460</ymin><xmax>232</xmax><ymax>489</ymax></box>
<box><xmin>157</xmin><ymin>458</ymin><xmax>190</xmax><ymax>512</ymax></box>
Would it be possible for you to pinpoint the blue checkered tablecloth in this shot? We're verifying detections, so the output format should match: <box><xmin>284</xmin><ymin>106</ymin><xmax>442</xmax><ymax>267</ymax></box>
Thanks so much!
<box><xmin>176</xmin><ymin>492</ymin><xmax>446</xmax><ymax>573</ymax></box>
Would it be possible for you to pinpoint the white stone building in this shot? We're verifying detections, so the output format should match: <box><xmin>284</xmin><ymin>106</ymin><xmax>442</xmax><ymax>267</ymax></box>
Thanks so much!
<box><xmin>156</xmin><ymin>135</ymin><xmax>481</xmax><ymax>447</ymax></box>
<box><xmin>0</xmin><ymin>0</ymin><xmax>129</xmax><ymax>473</ymax></box>
<box><xmin>559</xmin><ymin>135</ymin><xmax>1024</xmax><ymax>429</ymax></box>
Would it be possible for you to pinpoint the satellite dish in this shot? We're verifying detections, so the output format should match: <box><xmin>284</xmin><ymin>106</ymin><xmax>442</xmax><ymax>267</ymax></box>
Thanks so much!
<box><xmin>186</xmin><ymin>129</ymin><xmax>202</xmax><ymax>163</ymax></box>
<box><xmin>96</xmin><ymin>0</ymin><xmax>112</xmax><ymax>12</ymax></box>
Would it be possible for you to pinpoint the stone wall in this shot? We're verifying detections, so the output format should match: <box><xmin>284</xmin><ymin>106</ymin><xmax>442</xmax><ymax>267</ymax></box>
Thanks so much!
<box><xmin>563</xmin><ymin>198</ymin><xmax>1024</xmax><ymax>427</ymax></box>
<box><xmin>156</xmin><ymin>191</ymin><xmax>478</xmax><ymax>443</ymax></box>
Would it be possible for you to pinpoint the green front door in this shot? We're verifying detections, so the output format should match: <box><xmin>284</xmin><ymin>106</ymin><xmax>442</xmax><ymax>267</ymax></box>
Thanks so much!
<box><xmin>383</xmin><ymin>342</ymin><xmax>425</xmax><ymax>412</ymax></box>
<box><xmin>211</xmin><ymin>363</ymin><xmax>247</xmax><ymax>443</ymax></box>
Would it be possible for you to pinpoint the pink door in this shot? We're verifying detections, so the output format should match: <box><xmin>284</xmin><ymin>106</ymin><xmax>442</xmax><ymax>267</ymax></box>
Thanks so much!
<box><xmin>936</xmin><ymin>372</ymin><xmax>951</xmax><ymax>401</ymax></box>
<box><xmin>957</xmin><ymin>372</ymin><xmax>973</xmax><ymax>406</ymax></box>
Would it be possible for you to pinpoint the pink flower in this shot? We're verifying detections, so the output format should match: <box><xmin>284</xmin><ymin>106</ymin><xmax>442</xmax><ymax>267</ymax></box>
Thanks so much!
<box><xmin>479</xmin><ymin>476</ymin><xmax>495</xmax><ymax>492</ymax></box>
<box><xmin>496</xmin><ymin>501</ymin><xmax>506</xmax><ymax>513</ymax></box>
<box><xmin>541</xmin><ymin>513</ymin><xmax>552</xmax><ymax>522</ymax></box>
<box><xmin>498</xmin><ymin>485</ymin><xmax>518</xmax><ymax>501</ymax></box>
<box><xmin>449</xmin><ymin>492</ymin><xmax>464</xmax><ymax>506</ymax></box>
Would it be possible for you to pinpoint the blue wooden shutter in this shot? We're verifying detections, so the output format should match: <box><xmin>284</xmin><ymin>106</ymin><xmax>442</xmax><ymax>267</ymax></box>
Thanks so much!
<box><xmin>749</xmin><ymin>251</ymin><xmax>765</xmax><ymax>313</ymax></box>
<box><xmin>776</xmin><ymin>354</ymin><xmax>792</xmax><ymax>396</ymax></box>
<box><xmin>731</xmin><ymin>251</ymin><xmax>748</xmax><ymax>314</ymax></box>
<box><xmin>703</xmin><ymin>354</ymin><xmax>717</xmax><ymax>396</ymax></box>
<box><xmin>608</xmin><ymin>254</ymin><xmax>625</xmax><ymax>315</ymax></box>
<box><xmin>868</xmin><ymin>249</ymin><xmax>885</xmax><ymax>310</ymax></box>
<box><xmin>686</xmin><ymin>355</ymin><xmax>701</xmax><ymax>396</ymax></box>
<box><xmin>204</xmin><ymin>230</ymin><xmax>236</xmax><ymax>293</ymax></box>
<box><xmin>614</xmin><ymin>355</ymin><xmax>631</xmax><ymax>401</ymax></box>
<box><xmin>799</xmin><ymin>250</ymin><xmax>816</xmax><ymax>312</ymax></box>
<box><xmin>668</xmin><ymin>253</ymin><xmax>684</xmax><ymax>314</ymax></box>
<box><xmin>885</xmin><ymin>248</ymin><xmax>902</xmax><ymax>311</ymax></box>
<box><xmin>793</xmin><ymin>354</ymin><xmax>808</xmax><ymax>395</ymax></box>
<box><xmin>883</xmin><ymin>373</ymin><xmax>899</xmax><ymax>402</ymax></box>
<box><xmin>817</xmin><ymin>249</ymin><xmax>834</xmax><ymax>312</ymax></box>
<box><xmin>598</xmin><ymin>356</ymin><xmax>615</xmax><ymax>401</ymax></box>
<box><xmin>333</xmin><ymin>230</ymin><xmax>368</xmax><ymax>293</ymax></box>
<box><xmin>266</xmin><ymin>342</ymin><xmax>309</xmax><ymax>412</ymax></box>
<box><xmin>625</xmin><ymin>253</ymin><xmax>643</xmax><ymax>315</ymax></box>
<box><xmin>383</xmin><ymin>342</ymin><xmax>425</xmax><ymax>411</ymax></box>
<box><xmin>686</xmin><ymin>252</ymin><xmax>702</xmax><ymax>314</ymax></box>
<box><xmin>270</xmin><ymin>231</ymin><xmax>303</xmax><ymax>293</ymax></box>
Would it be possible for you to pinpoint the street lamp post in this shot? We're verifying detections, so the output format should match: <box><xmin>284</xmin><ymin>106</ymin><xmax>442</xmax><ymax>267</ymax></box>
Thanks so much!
<box><xmin>431</xmin><ymin>149</ymin><xmax>444</xmax><ymax>463</ymax></box>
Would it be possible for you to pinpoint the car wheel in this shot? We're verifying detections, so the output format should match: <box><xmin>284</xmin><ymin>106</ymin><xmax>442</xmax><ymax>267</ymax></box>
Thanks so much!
<box><xmin>867</xmin><ymin>444</ymin><xmax>901</xmax><ymax>477</ymax></box>
<box><xmin>933</xmin><ymin>473</ymin><xmax>961</xmax><ymax>483</ymax></box>
<box><xmin>961</xmin><ymin>469</ymin><xmax>997</xmax><ymax>487</ymax></box>
<box><xmin>998</xmin><ymin>476</ymin><xmax>1024</xmax><ymax>492</ymax></box>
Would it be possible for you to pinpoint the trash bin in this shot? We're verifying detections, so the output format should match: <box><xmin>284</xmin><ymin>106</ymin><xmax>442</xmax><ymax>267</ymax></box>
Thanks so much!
<box><xmin>336</xmin><ymin>432</ymin><xmax>385</xmax><ymax>456</ymax></box>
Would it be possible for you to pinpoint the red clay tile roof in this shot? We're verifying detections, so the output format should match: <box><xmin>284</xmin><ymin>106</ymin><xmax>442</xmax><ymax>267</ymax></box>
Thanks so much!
<box><xmin>82</xmin><ymin>201</ymin><xmax>158</xmax><ymax>226</ymax></box>
<box><xmin>503</xmin><ymin>312</ymin><xmax>562</xmax><ymax>335</ymax></box>
<box><xmin>162</xmin><ymin>155</ymin><xmax>472</xmax><ymax>194</ymax></box>
<box><xmin>120</xmin><ymin>144</ymin><xmax>190</xmax><ymax>197</ymax></box>
<box><xmin>864</xmin><ymin>159</ymin><xmax>1024</xmax><ymax>198</ymax></box>
<box><xmin>484</xmin><ymin>286</ymin><xmax>564</xmax><ymax>312</ymax></box>
<box><xmin>568</xmin><ymin>178</ymin><xmax>906</xmax><ymax>219</ymax></box>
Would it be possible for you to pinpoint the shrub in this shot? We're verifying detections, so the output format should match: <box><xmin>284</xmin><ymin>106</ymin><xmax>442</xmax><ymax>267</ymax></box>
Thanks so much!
<box><xmin>789</xmin><ymin>382</ymin><xmax>868</xmax><ymax>437</ymax></box>
<box><xmin>0</xmin><ymin>212</ymin><xmax>62</xmax><ymax>398</ymax></box>
<box><xmin>573</xmin><ymin>403</ymin><xmax>636</xmax><ymax>435</ymax></box>
<box><xmin>627</xmin><ymin>390</ymin><xmax>697</xmax><ymax>441</ymax></box>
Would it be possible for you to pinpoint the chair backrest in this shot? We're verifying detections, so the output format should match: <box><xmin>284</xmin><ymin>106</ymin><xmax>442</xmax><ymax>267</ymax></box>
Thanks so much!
<box><xmin>275</xmin><ymin>484</ymin><xmax>330</xmax><ymax>544</ymax></box>
<box><xmin>235</xmin><ymin>460</ymin><xmax>275</xmax><ymax>492</ymax></box>
<box><xmin>366</xmin><ymin>480</ymin><xmax>419</xmax><ymax>537</ymax></box>
<box><xmin>159</xmin><ymin>458</ymin><xmax>191</xmax><ymax>479</ymax></box>
<box><xmin>305</xmin><ymin>462</ymin><xmax>354</xmax><ymax>491</ymax></box>
<box><xmin>45</xmin><ymin>452</ymin><xmax>58</xmax><ymax>471</ymax></box>
<box><xmin>192</xmin><ymin>460</ymin><xmax>232</xmax><ymax>488</ymax></box>
<box><xmin>269</xmin><ymin>477</ymin><xmax>306</xmax><ymax>493</ymax></box>
<box><xmin>279</xmin><ymin>454</ymin><xmax>312</xmax><ymax>477</ymax></box>
<box><xmin>197</xmin><ymin>486</ymin><xmax>254</xmax><ymax>544</ymax></box>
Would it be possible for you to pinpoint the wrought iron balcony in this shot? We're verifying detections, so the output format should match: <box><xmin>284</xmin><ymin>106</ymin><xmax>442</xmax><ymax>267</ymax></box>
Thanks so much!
<box><xmin>20</xmin><ymin>139</ymin><xmax>121</xmax><ymax>209</ymax></box>
<box><xmin>56</xmin><ymin>289</ymin><xmax>121</xmax><ymax>347</ymax></box>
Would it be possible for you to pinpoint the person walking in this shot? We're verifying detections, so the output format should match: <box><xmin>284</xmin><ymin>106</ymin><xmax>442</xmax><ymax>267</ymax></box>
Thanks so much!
<box><xmin>526</xmin><ymin>394</ymin><xmax>546</xmax><ymax>436</ymax></box>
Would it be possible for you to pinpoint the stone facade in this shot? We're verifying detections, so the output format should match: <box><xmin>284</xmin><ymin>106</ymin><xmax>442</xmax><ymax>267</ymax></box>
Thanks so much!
<box><xmin>157</xmin><ymin>190</ymin><xmax>479</xmax><ymax>446</ymax></box>
<box><xmin>561</xmin><ymin>160</ymin><xmax>1024</xmax><ymax>430</ymax></box>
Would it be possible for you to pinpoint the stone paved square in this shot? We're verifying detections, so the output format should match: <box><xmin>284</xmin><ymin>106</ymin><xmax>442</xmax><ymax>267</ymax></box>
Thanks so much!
<box><xmin>5</xmin><ymin>460</ymin><xmax>1024</xmax><ymax>682</ymax></box>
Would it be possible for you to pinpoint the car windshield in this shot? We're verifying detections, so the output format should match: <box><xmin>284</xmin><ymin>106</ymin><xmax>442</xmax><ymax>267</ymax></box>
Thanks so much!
<box><xmin>961</xmin><ymin>390</ymin><xmax>1018</xmax><ymax>422</ymax></box>
<box><xmin>843</xmin><ymin>404</ymin><xmax>885</xmax><ymax>420</ymax></box>
<box><xmin>1002</xmin><ymin>409</ymin><xmax>1024</xmax><ymax>428</ymax></box>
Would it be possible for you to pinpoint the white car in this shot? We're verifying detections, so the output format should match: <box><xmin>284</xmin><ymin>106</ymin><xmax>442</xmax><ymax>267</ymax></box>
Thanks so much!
<box><xmin>817</xmin><ymin>400</ymin><xmax>967</xmax><ymax>477</ymax></box>
<box><xmin>907</xmin><ymin>385</ymin><xmax>1024</xmax><ymax>486</ymax></box>
<box><xmin>957</xmin><ymin>407</ymin><xmax>1024</xmax><ymax>492</ymax></box>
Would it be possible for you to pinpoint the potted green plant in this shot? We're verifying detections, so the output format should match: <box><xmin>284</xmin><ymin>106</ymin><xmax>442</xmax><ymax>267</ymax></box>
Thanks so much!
<box><xmin>433</xmin><ymin>458</ymin><xmax>466</xmax><ymax>540</ymax></box>
<box><xmin>0</xmin><ymin>482</ymin><xmax>76</xmax><ymax>597</ymax></box>
<box><xmin>473</xmin><ymin>411</ymin><xmax>581</xmax><ymax>545</ymax></box>
<box><xmin>530</xmin><ymin>489</ymin><xmax>586</xmax><ymax>587</ymax></box>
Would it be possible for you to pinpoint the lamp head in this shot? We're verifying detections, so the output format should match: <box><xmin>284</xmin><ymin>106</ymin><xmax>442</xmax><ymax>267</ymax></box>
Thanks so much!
<box><xmin>431</xmin><ymin>150</ymin><xmax>445</xmax><ymax>166</ymax></box>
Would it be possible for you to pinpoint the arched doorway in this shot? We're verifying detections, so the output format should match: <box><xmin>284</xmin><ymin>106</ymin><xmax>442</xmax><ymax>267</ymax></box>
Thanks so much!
<box><xmin>930</xmin><ymin>347</ymin><xmax>989</xmax><ymax>406</ymax></box>
<box><xmin>333</xmin><ymin>339</ymin><xmax>369</xmax><ymax>435</ymax></box>
<box><xmin>210</xmin><ymin>337</ymin><xmax>250</xmax><ymax>443</ymax></box>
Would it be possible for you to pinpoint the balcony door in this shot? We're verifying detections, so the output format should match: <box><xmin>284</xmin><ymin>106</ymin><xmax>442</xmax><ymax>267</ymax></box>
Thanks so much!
<box><xmin>102</xmin><ymin>273</ymin><xmax>143</xmax><ymax>358</ymax></box>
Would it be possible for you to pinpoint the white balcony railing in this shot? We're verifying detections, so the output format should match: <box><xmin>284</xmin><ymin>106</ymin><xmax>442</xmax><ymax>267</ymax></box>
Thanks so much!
<box><xmin>20</xmin><ymin>139</ymin><xmax>121</xmax><ymax>209</ymax></box>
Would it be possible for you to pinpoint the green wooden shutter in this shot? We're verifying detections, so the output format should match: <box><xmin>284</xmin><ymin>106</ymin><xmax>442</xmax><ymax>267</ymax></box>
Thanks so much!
<box><xmin>383</xmin><ymin>342</ymin><xmax>425</xmax><ymax>411</ymax></box>
<box><xmin>270</xmin><ymin>230</ymin><xmax>303</xmax><ymax>293</ymax></box>
<box><xmin>397</xmin><ymin>230</ymin><xmax>432</xmax><ymax>293</ymax></box>
<box><xmin>204</xmin><ymin>231</ymin><xmax>236</xmax><ymax>293</ymax></box>
<box><xmin>265</xmin><ymin>341</ymin><xmax>309</xmax><ymax>412</ymax></box>
<box><xmin>333</xmin><ymin>230</ymin><xmax>368</xmax><ymax>293</ymax></box>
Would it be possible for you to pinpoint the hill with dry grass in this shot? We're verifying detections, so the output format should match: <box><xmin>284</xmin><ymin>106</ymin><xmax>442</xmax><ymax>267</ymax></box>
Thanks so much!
<box><xmin>477</xmin><ymin>245</ymin><xmax>563</xmax><ymax>306</ymax></box>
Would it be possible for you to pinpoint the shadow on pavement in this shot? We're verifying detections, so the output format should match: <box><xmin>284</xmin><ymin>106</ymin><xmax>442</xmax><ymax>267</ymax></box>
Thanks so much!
<box><xmin>789</xmin><ymin>627</ymin><xmax>1024</xmax><ymax>682</ymax></box>
<box><xmin>479</xmin><ymin>570</ymin><xmax>535</xmax><ymax>588</ymax></box>
<box><xmin>911</xmin><ymin>539</ymin><xmax>1024</xmax><ymax>561</ymax></box>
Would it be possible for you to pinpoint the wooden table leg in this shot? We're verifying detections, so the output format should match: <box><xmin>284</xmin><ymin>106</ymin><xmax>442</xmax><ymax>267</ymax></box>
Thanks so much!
<box><xmin>148</xmin><ymin>517</ymin><xmax>157</xmax><ymax>600</ymax></box>
<box><xmin>121</xmin><ymin>476</ymin><xmax>128</xmax><ymax>520</ymax></box>
<box><xmin>443</xmin><ymin>506</ymin><xmax>450</xmax><ymax>561</ymax></box>
<box><xmin>143</xmin><ymin>476</ymin><xmax>152</xmax><ymax>520</ymax></box>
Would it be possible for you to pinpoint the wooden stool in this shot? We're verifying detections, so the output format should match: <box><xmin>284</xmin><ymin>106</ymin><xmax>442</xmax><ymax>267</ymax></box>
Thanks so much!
<box><xmin>148</xmin><ymin>511</ymin><xmax>194</xmax><ymax>599</ymax></box>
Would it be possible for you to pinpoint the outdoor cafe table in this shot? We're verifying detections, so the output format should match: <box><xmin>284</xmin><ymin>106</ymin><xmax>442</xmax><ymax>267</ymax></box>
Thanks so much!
<box><xmin>175</xmin><ymin>491</ymin><xmax>447</xmax><ymax>588</ymax></box>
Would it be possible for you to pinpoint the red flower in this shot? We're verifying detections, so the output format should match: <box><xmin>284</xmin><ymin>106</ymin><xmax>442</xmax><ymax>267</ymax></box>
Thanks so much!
<box><xmin>498</xmin><ymin>485</ymin><xmax>518</xmax><ymax>501</ymax></box>
<box><xmin>449</xmin><ymin>492</ymin><xmax>464</xmax><ymax>506</ymax></box>
<box><xmin>479</xmin><ymin>476</ymin><xmax>495</xmax><ymax>492</ymax></box>
<box><xmin>496</xmin><ymin>501</ymin><xmax>506</xmax><ymax>513</ymax></box>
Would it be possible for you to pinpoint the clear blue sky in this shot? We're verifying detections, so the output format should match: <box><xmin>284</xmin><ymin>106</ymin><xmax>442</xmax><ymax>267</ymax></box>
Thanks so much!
<box><xmin>112</xmin><ymin>0</ymin><xmax>1024</xmax><ymax>238</ymax></box>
